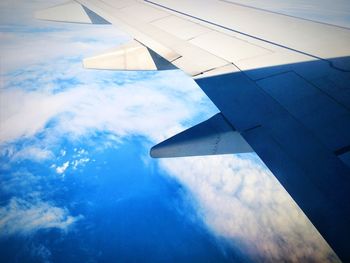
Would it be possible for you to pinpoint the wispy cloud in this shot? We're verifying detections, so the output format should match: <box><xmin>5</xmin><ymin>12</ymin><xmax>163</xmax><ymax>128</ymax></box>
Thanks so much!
<box><xmin>71</xmin><ymin>158</ymin><xmax>90</xmax><ymax>170</ymax></box>
<box><xmin>10</xmin><ymin>146</ymin><xmax>53</xmax><ymax>162</ymax></box>
<box><xmin>0</xmin><ymin>198</ymin><xmax>82</xmax><ymax>237</ymax></box>
<box><xmin>0</xmin><ymin>161</ymin><xmax>81</xmax><ymax>237</ymax></box>
<box><xmin>0</xmin><ymin>171</ymin><xmax>41</xmax><ymax>196</ymax></box>
<box><xmin>161</xmin><ymin>155</ymin><xmax>339</xmax><ymax>262</ymax></box>
<box><xmin>55</xmin><ymin>161</ymin><xmax>69</xmax><ymax>174</ymax></box>
<box><xmin>0</xmin><ymin>24</ymin><xmax>128</xmax><ymax>74</ymax></box>
<box><xmin>30</xmin><ymin>244</ymin><xmax>52</xmax><ymax>263</ymax></box>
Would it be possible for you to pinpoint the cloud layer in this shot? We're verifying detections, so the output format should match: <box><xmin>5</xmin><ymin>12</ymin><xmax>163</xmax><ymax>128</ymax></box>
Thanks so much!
<box><xmin>161</xmin><ymin>155</ymin><xmax>338</xmax><ymax>262</ymax></box>
<box><xmin>0</xmin><ymin>198</ymin><xmax>81</xmax><ymax>236</ymax></box>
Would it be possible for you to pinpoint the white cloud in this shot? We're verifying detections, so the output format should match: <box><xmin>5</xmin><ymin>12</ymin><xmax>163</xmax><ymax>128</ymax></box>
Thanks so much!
<box><xmin>76</xmin><ymin>149</ymin><xmax>87</xmax><ymax>156</ymax></box>
<box><xmin>30</xmin><ymin>244</ymin><xmax>52</xmax><ymax>263</ymax></box>
<box><xmin>161</xmin><ymin>155</ymin><xmax>339</xmax><ymax>262</ymax></box>
<box><xmin>0</xmin><ymin>171</ymin><xmax>40</xmax><ymax>195</ymax></box>
<box><xmin>0</xmin><ymin>25</ymin><xmax>128</xmax><ymax>73</ymax></box>
<box><xmin>0</xmin><ymin>198</ymin><xmax>82</xmax><ymax>236</ymax></box>
<box><xmin>55</xmin><ymin>161</ymin><xmax>69</xmax><ymax>174</ymax></box>
<box><xmin>71</xmin><ymin>158</ymin><xmax>90</xmax><ymax>170</ymax></box>
<box><xmin>11</xmin><ymin>146</ymin><xmax>53</xmax><ymax>162</ymax></box>
<box><xmin>0</xmin><ymin>68</ymin><xmax>208</xmax><ymax>144</ymax></box>
<box><xmin>0</xmin><ymin>88</ymin><xmax>74</xmax><ymax>142</ymax></box>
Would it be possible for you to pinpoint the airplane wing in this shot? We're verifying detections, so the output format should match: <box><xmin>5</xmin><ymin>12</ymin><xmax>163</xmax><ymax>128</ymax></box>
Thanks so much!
<box><xmin>35</xmin><ymin>0</ymin><xmax>350</xmax><ymax>261</ymax></box>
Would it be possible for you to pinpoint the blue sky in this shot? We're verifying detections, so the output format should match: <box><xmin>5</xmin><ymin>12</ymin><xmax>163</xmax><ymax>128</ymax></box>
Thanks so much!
<box><xmin>0</xmin><ymin>0</ymin><xmax>346</xmax><ymax>262</ymax></box>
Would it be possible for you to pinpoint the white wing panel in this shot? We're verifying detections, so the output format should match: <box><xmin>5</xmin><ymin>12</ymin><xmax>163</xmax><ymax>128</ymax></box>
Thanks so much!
<box><xmin>83</xmin><ymin>40</ymin><xmax>158</xmax><ymax>70</ymax></box>
<box><xmin>236</xmin><ymin>51</ymin><xmax>313</xmax><ymax>80</ymax></box>
<box><xmin>151</xmin><ymin>15</ymin><xmax>209</xmax><ymax>40</ymax></box>
<box><xmin>147</xmin><ymin>0</ymin><xmax>350</xmax><ymax>70</ymax></box>
<box><xmin>172</xmin><ymin>57</ymin><xmax>228</xmax><ymax>77</ymax></box>
<box><xmin>78</xmin><ymin>0</ymin><xmax>231</xmax><ymax>76</ymax></box>
<box><xmin>119</xmin><ymin>3</ymin><xmax>170</xmax><ymax>23</ymax></box>
<box><xmin>189</xmin><ymin>31</ymin><xmax>272</xmax><ymax>63</ymax></box>
<box><xmin>99</xmin><ymin>0</ymin><xmax>134</xmax><ymax>9</ymax></box>
<box><xmin>76</xmin><ymin>0</ymin><xmax>350</xmax><ymax>84</ymax></box>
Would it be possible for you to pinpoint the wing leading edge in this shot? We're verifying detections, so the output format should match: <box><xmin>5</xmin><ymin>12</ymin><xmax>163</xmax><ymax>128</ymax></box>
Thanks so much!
<box><xmin>36</xmin><ymin>0</ymin><xmax>350</xmax><ymax>261</ymax></box>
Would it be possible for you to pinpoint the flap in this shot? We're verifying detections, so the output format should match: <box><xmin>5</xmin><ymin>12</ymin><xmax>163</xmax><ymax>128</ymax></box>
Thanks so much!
<box><xmin>83</xmin><ymin>40</ymin><xmax>175</xmax><ymax>71</ymax></box>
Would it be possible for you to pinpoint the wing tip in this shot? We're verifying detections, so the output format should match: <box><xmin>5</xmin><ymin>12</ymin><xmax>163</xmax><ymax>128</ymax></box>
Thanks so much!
<box><xmin>149</xmin><ymin>146</ymin><xmax>159</xmax><ymax>158</ymax></box>
<box><xmin>150</xmin><ymin>113</ymin><xmax>253</xmax><ymax>159</ymax></box>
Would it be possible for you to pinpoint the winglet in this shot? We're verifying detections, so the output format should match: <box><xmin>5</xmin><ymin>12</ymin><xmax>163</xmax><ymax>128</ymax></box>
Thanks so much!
<box><xmin>83</xmin><ymin>40</ymin><xmax>176</xmax><ymax>71</ymax></box>
<box><xmin>151</xmin><ymin>113</ymin><xmax>253</xmax><ymax>158</ymax></box>
<box><xmin>35</xmin><ymin>1</ymin><xmax>110</xmax><ymax>24</ymax></box>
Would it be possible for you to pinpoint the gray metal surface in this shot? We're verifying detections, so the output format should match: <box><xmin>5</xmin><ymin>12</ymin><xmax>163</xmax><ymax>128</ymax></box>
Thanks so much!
<box><xmin>151</xmin><ymin>113</ymin><xmax>253</xmax><ymax>158</ymax></box>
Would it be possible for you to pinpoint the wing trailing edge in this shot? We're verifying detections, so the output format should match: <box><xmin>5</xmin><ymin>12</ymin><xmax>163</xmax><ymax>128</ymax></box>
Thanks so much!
<box><xmin>83</xmin><ymin>40</ymin><xmax>176</xmax><ymax>71</ymax></box>
<box><xmin>151</xmin><ymin>113</ymin><xmax>253</xmax><ymax>158</ymax></box>
<box><xmin>35</xmin><ymin>1</ymin><xmax>109</xmax><ymax>24</ymax></box>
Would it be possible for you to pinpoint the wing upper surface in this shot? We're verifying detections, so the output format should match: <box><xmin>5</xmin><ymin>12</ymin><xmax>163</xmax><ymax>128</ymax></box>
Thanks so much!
<box><xmin>76</xmin><ymin>0</ymin><xmax>350</xmax><ymax>107</ymax></box>
<box><xmin>77</xmin><ymin>0</ymin><xmax>350</xmax><ymax>68</ymax></box>
<box><xmin>78</xmin><ymin>0</ymin><xmax>233</xmax><ymax>76</ymax></box>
